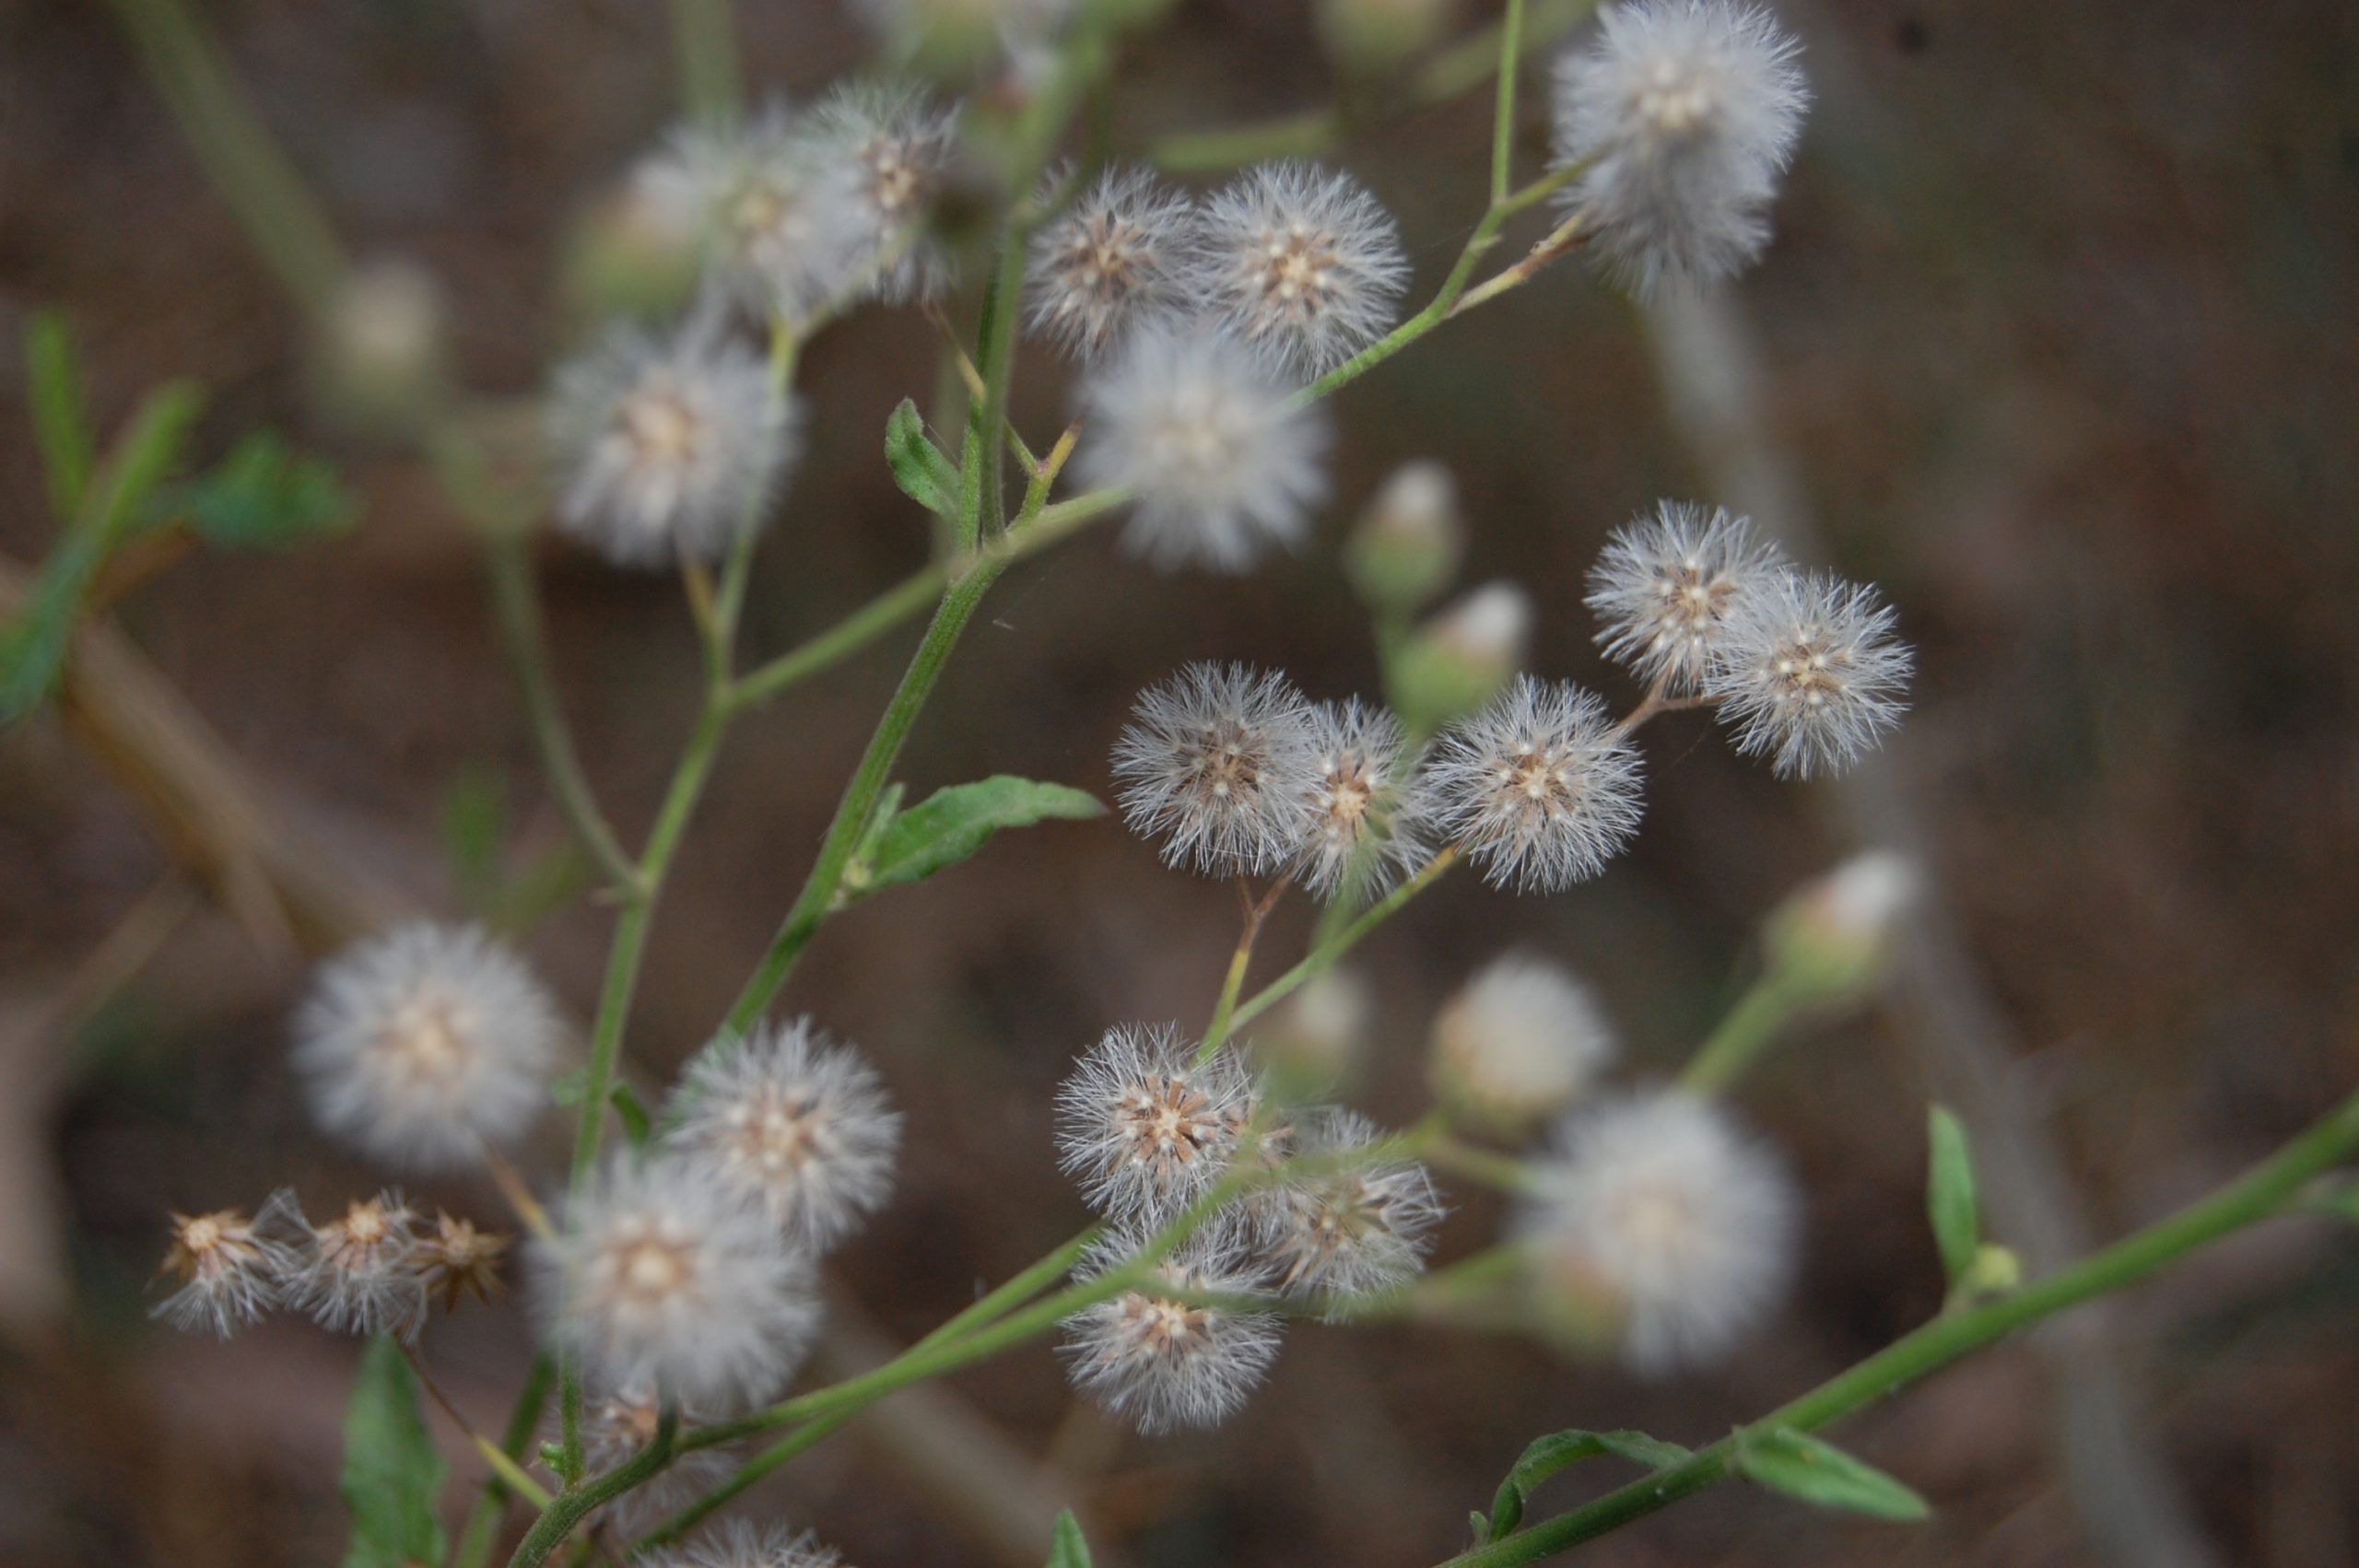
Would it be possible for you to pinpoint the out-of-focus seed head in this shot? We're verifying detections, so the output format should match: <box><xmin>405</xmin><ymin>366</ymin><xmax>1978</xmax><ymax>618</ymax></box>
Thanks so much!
<box><xmin>417</xmin><ymin>1211</ymin><xmax>510</xmax><ymax>1313</ymax></box>
<box><xmin>1074</xmin><ymin>322</ymin><xmax>1332</xmax><ymax>574</ymax></box>
<box><xmin>664</xmin><ymin>1018</ymin><xmax>902</xmax><ymax>1252</ymax></box>
<box><xmin>804</xmin><ymin>83</ymin><xmax>964</xmax><ymax>304</ymax></box>
<box><xmin>1586</xmin><ymin>499</ymin><xmax>1784</xmax><ymax>693</ymax></box>
<box><xmin>1025</xmin><ymin>166</ymin><xmax>1195</xmax><ymax>359</ymax></box>
<box><xmin>1549</xmin><ymin>0</ymin><xmax>1809</xmax><ymax>296</ymax></box>
<box><xmin>1296</xmin><ymin>698</ymin><xmax>1428</xmax><ymax>902</ymax></box>
<box><xmin>1430</xmin><ymin>952</ymin><xmax>1618</xmax><ymax>1130</ymax></box>
<box><xmin>1417</xmin><ymin>676</ymin><xmax>1647</xmax><ymax>893</ymax></box>
<box><xmin>1387</xmin><ymin>580</ymin><xmax>1532</xmax><ymax>735</ymax></box>
<box><xmin>278</xmin><ymin>1189</ymin><xmax>428</xmax><ymax>1339</ymax></box>
<box><xmin>1190</xmin><ymin>161</ymin><xmax>1411</xmax><ymax>376</ymax></box>
<box><xmin>548</xmin><ymin>314</ymin><xmax>800</xmax><ymax>569</ymax></box>
<box><xmin>642</xmin><ymin>1515</ymin><xmax>843</xmax><ymax>1568</ymax></box>
<box><xmin>1259</xmin><ymin>1108</ymin><xmax>1444</xmax><ymax>1305</ymax></box>
<box><xmin>293</xmin><ymin>922</ymin><xmax>564</xmax><ymax>1175</ymax></box>
<box><xmin>1055</xmin><ymin>1023</ymin><xmax>1254</xmax><ymax>1223</ymax></box>
<box><xmin>1345</xmin><ymin>459</ymin><xmax>1466</xmax><ymax>614</ymax></box>
<box><xmin>153</xmin><ymin>1203</ymin><xmax>294</xmax><ymax>1338</ymax></box>
<box><xmin>536</xmin><ymin>1156</ymin><xmax>820</xmax><ymax>1411</ymax></box>
<box><xmin>1764</xmin><ymin>848</ymin><xmax>1922</xmax><ymax>1004</ymax></box>
<box><xmin>1704</xmin><ymin>569</ymin><xmax>1912</xmax><ymax>779</ymax></box>
<box><xmin>1061</xmin><ymin>1222</ymin><xmax>1283</xmax><ymax>1433</ymax></box>
<box><xmin>577</xmin><ymin>1382</ymin><xmax>737</xmax><ymax>1533</ymax></box>
<box><xmin>1250</xmin><ymin>969</ymin><xmax>1374</xmax><ymax>1097</ymax></box>
<box><xmin>631</xmin><ymin>109</ymin><xmax>862</xmax><ymax>322</ymax></box>
<box><xmin>1514</xmin><ymin>1090</ymin><xmax>1798</xmax><ymax>1374</ymax></box>
<box><xmin>566</xmin><ymin>169</ymin><xmax>710</xmax><ymax>323</ymax></box>
<box><xmin>315</xmin><ymin>258</ymin><xmax>447</xmax><ymax>433</ymax></box>
<box><xmin>1110</xmin><ymin>663</ymin><xmax>1321</xmax><ymax>878</ymax></box>
<box><xmin>1317</xmin><ymin>0</ymin><xmax>1459</xmax><ymax>76</ymax></box>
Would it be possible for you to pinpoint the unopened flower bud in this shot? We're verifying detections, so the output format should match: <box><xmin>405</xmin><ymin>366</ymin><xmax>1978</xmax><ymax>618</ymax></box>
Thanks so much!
<box><xmin>1430</xmin><ymin>954</ymin><xmax>1616</xmax><ymax>1133</ymax></box>
<box><xmin>1346</xmin><ymin>459</ymin><xmax>1465</xmax><ymax>614</ymax></box>
<box><xmin>1252</xmin><ymin>970</ymin><xmax>1373</xmax><ymax>1097</ymax></box>
<box><xmin>1318</xmin><ymin>0</ymin><xmax>1457</xmax><ymax>77</ymax></box>
<box><xmin>1764</xmin><ymin>848</ymin><xmax>1920</xmax><ymax>1007</ymax></box>
<box><xmin>1387</xmin><ymin>579</ymin><xmax>1532</xmax><ymax>735</ymax></box>
<box><xmin>315</xmin><ymin>259</ymin><xmax>446</xmax><ymax>434</ymax></box>
<box><xmin>563</xmin><ymin>180</ymin><xmax>706</xmax><ymax>324</ymax></box>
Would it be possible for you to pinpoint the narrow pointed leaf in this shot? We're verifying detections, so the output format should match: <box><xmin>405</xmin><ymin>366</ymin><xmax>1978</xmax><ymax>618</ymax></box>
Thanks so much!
<box><xmin>175</xmin><ymin>430</ymin><xmax>358</xmax><ymax>550</ymax></box>
<box><xmin>27</xmin><ymin>310</ymin><xmax>94</xmax><ymax>522</ymax></box>
<box><xmin>1927</xmin><ymin>1105</ymin><xmax>1979</xmax><ymax>1285</ymax></box>
<box><xmin>1732</xmin><ymin>1427</ymin><xmax>1930</xmax><ymax>1522</ymax></box>
<box><xmin>886</xmin><ymin>398</ymin><xmax>960</xmax><ymax>518</ymax></box>
<box><xmin>339</xmin><ymin>1335</ymin><xmax>449</xmax><ymax>1568</ymax></box>
<box><xmin>1485</xmin><ymin>1428</ymin><xmax>1692</xmax><ymax>1540</ymax></box>
<box><xmin>863</xmin><ymin>776</ymin><xmax>1104</xmax><ymax>894</ymax></box>
<box><xmin>1046</xmin><ymin>1508</ymin><xmax>1093</xmax><ymax>1568</ymax></box>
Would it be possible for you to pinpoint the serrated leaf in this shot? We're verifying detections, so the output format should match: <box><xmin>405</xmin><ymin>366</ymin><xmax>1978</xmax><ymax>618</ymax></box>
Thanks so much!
<box><xmin>27</xmin><ymin>310</ymin><xmax>94</xmax><ymax>522</ymax></box>
<box><xmin>886</xmin><ymin>398</ymin><xmax>960</xmax><ymax>518</ymax></box>
<box><xmin>339</xmin><ymin>1335</ymin><xmax>448</xmax><ymax>1568</ymax></box>
<box><xmin>1927</xmin><ymin>1106</ymin><xmax>1979</xmax><ymax>1286</ymax></box>
<box><xmin>175</xmin><ymin>430</ymin><xmax>357</xmax><ymax>550</ymax></box>
<box><xmin>1732</xmin><ymin>1427</ymin><xmax>1929</xmax><ymax>1523</ymax></box>
<box><xmin>1485</xmin><ymin>1428</ymin><xmax>1692</xmax><ymax>1540</ymax></box>
<box><xmin>1045</xmin><ymin>1508</ymin><xmax>1092</xmax><ymax>1568</ymax></box>
<box><xmin>863</xmin><ymin>776</ymin><xmax>1104</xmax><ymax>894</ymax></box>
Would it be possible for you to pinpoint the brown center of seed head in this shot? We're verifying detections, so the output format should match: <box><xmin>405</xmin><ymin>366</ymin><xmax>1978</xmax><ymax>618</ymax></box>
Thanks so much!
<box><xmin>624</xmin><ymin>384</ymin><xmax>708</xmax><ymax>469</ymax></box>
<box><xmin>382</xmin><ymin>996</ymin><xmax>468</xmax><ymax>1087</ymax></box>
<box><xmin>1123</xmin><ymin>1290</ymin><xmax>1212</xmax><ymax>1361</ymax></box>
<box><xmin>734</xmin><ymin>1090</ymin><xmax>820</xmax><ymax>1176</ymax></box>
<box><xmin>1117</xmin><ymin>1076</ymin><xmax>1219</xmax><ymax>1171</ymax></box>
<box><xmin>612</xmin><ymin>1233</ymin><xmax>695</xmax><ymax>1305</ymax></box>
<box><xmin>1257</xmin><ymin>228</ymin><xmax>1341</xmax><ymax>321</ymax></box>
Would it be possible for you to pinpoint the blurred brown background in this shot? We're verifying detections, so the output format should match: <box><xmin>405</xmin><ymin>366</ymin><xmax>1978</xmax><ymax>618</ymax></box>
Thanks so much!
<box><xmin>4</xmin><ymin>0</ymin><xmax>2358</xmax><ymax>1564</ymax></box>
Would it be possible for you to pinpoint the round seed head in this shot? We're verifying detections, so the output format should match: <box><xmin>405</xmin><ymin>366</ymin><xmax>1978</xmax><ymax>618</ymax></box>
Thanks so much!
<box><xmin>1586</xmin><ymin>499</ymin><xmax>1785</xmax><ymax>692</ymax></box>
<box><xmin>1417</xmin><ymin>676</ymin><xmax>1647</xmax><ymax>893</ymax></box>
<box><xmin>1704</xmin><ymin>569</ymin><xmax>1912</xmax><ymax>779</ymax></box>
<box><xmin>1110</xmin><ymin>662</ymin><xmax>1322</xmax><ymax>879</ymax></box>
<box><xmin>1025</xmin><ymin>166</ymin><xmax>1196</xmax><ymax>359</ymax></box>
<box><xmin>1295</xmin><ymin>697</ymin><xmax>1428</xmax><ymax>902</ymax></box>
<box><xmin>1191</xmin><ymin>160</ymin><xmax>1411</xmax><ymax>376</ymax></box>
<box><xmin>1061</xmin><ymin>1222</ymin><xmax>1283</xmax><ymax>1433</ymax></box>
<box><xmin>277</xmin><ymin>1188</ymin><xmax>428</xmax><ymax>1339</ymax></box>
<box><xmin>1055</xmin><ymin>1023</ymin><xmax>1255</xmax><ymax>1223</ymax></box>
<box><xmin>1430</xmin><ymin>952</ymin><xmax>1618</xmax><ymax>1129</ymax></box>
<box><xmin>1258</xmin><ymin>1107</ymin><xmax>1444</xmax><ymax>1305</ymax></box>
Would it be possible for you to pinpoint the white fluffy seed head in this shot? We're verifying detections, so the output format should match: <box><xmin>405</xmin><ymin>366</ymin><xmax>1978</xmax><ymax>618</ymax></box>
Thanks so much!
<box><xmin>1515</xmin><ymin>1090</ymin><xmax>1798</xmax><ymax>1374</ymax></box>
<box><xmin>631</xmin><ymin>108</ymin><xmax>862</xmax><ymax>322</ymax></box>
<box><xmin>1417</xmin><ymin>676</ymin><xmax>1647</xmax><ymax>893</ymax></box>
<box><xmin>1259</xmin><ymin>1107</ymin><xmax>1444</xmax><ymax>1305</ymax></box>
<box><xmin>293</xmin><ymin>923</ymin><xmax>564</xmax><ymax>1174</ymax></box>
<box><xmin>1110</xmin><ymin>663</ymin><xmax>1321</xmax><ymax>878</ymax></box>
<box><xmin>1061</xmin><ymin>1222</ymin><xmax>1283</xmax><ymax>1433</ymax></box>
<box><xmin>1190</xmin><ymin>161</ymin><xmax>1411</xmax><ymax>376</ymax></box>
<box><xmin>276</xmin><ymin>1189</ymin><xmax>428</xmax><ymax>1339</ymax></box>
<box><xmin>1055</xmin><ymin>1023</ymin><xmax>1254</xmax><ymax>1223</ymax></box>
<box><xmin>153</xmin><ymin>1204</ymin><xmax>296</xmax><ymax>1338</ymax></box>
<box><xmin>663</xmin><ymin>1018</ymin><xmax>902</xmax><ymax>1253</ymax></box>
<box><xmin>804</xmin><ymin>83</ymin><xmax>963</xmax><ymax>305</ymax></box>
<box><xmin>1550</xmin><ymin>0</ymin><xmax>1810</xmax><ymax>296</ymax></box>
<box><xmin>643</xmin><ymin>1516</ymin><xmax>842</xmax><ymax>1568</ymax></box>
<box><xmin>1074</xmin><ymin>323</ymin><xmax>1332</xmax><ymax>574</ymax></box>
<box><xmin>1704</xmin><ymin>569</ymin><xmax>1912</xmax><ymax>779</ymax></box>
<box><xmin>537</xmin><ymin>1156</ymin><xmax>820</xmax><ymax>1411</ymax></box>
<box><xmin>1295</xmin><ymin>697</ymin><xmax>1428</xmax><ymax>901</ymax></box>
<box><xmin>549</xmin><ymin>313</ymin><xmax>799</xmax><ymax>569</ymax></box>
<box><xmin>1026</xmin><ymin>166</ymin><xmax>1195</xmax><ymax>359</ymax></box>
<box><xmin>1430</xmin><ymin>953</ymin><xmax>1618</xmax><ymax>1130</ymax></box>
<box><xmin>1586</xmin><ymin>499</ymin><xmax>1785</xmax><ymax>693</ymax></box>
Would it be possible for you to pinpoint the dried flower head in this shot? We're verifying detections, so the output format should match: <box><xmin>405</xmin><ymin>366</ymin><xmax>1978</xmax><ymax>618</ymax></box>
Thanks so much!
<box><xmin>1111</xmin><ymin>663</ymin><xmax>1321</xmax><ymax>878</ymax></box>
<box><xmin>1430</xmin><ymin>953</ymin><xmax>1619</xmax><ymax>1129</ymax></box>
<box><xmin>578</xmin><ymin>1382</ymin><xmax>736</xmax><ymax>1533</ymax></box>
<box><xmin>1296</xmin><ymin>698</ymin><xmax>1427</xmax><ymax>900</ymax></box>
<box><xmin>1259</xmin><ymin>1108</ymin><xmax>1443</xmax><ymax>1305</ymax></box>
<box><xmin>1515</xmin><ymin>1090</ymin><xmax>1798</xmax><ymax>1373</ymax></box>
<box><xmin>153</xmin><ymin>1203</ymin><xmax>294</xmax><ymax>1338</ymax></box>
<box><xmin>279</xmin><ymin>1190</ymin><xmax>428</xmax><ymax>1339</ymax></box>
<box><xmin>1062</xmin><ymin>1223</ymin><xmax>1283</xmax><ymax>1433</ymax></box>
<box><xmin>647</xmin><ymin>1518</ymin><xmax>845</xmax><ymax>1568</ymax></box>
<box><xmin>1055</xmin><ymin>1023</ymin><xmax>1254</xmax><ymax>1223</ymax></box>
<box><xmin>1026</xmin><ymin>166</ymin><xmax>1195</xmax><ymax>359</ymax></box>
<box><xmin>1074</xmin><ymin>323</ymin><xmax>1332</xmax><ymax>573</ymax></box>
<box><xmin>537</xmin><ymin>1156</ymin><xmax>820</xmax><ymax>1410</ymax></box>
<box><xmin>293</xmin><ymin>922</ymin><xmax>564</xmax><ymax>1174</ymax></box>
<box><xmin>550</xmin><ymin>314</ymin><xmax>799</xmax><ymax>568</ymax></box>
<box><xmin>417</xmin><ymin>1211</ymin><xmax>510</xmax><ymax>1313</ymax></box>
<box><xmin>1705</xmin><ymin>569</ymin><xmax>1912</xmax><ymax>778</ymax></box>
<box><xmin>664</xmin><ymin>1019</ymin><xmax>902</xmax><ymax>1252</ymax></box>
<box><xmin>1586</xmin><ymin>500</ymin><xmax>1784</xmax><ymax>692</ymax></box>
<box><xmin>1550</xmin><ymin>0</ymin><xmax>1810</xmax><ymax>295</ymax></box>
<box><xmin>1418</xmin><ymin>676</ymin><xmax>1647</xmax><ymax>893</ymax></box>
<box><xmin>632</xmin><ymin>108</ymin><xmax>860</xmax><ymax>321</ymax></box>
<box><xmin>805</xmin><ymin>84</ymin><xmax>962</xmax><ymax>304</ymax></box>
<box><xmin>1191</xmin><ymin>161</ymin><xmax>1411</xmax><ymax>376</ymax></box>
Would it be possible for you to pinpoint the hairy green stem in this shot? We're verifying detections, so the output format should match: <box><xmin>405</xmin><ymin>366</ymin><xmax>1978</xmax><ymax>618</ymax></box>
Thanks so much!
<box><xmin>450</xmin><ymin>1352</ymin><xmax>556</xmax><ymax>1568</ymax></box>
<box><xmin>1438</xmin><ymin>1082</ymin><xmax>2359</xmax><ymax>1565</ymax></box>
<box><xmin>1492</xmin><ymin>0</ymin><xmax>1528</xmax><ymax>205</ymax></box>
<box><xmin>505</xmin><ymin>1410</ymin><xmax>677</xmax><ymax>1568</ymax></box>
<box><xmin>1228</xmin><ymin>848</ymin><xmax>1459</xmax><ymax>1036</ymax></box>
<box><xmin>1677</xmin><ymin>973</ymin><xmax>1804</xmax><ymax>1096</ymax></box>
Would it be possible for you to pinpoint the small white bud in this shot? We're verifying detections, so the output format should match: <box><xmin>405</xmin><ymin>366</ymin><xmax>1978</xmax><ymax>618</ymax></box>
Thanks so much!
<box><xmin>1430</xmin><ymin>953</ymin><xmax>1617</xmax><ymax>1130</ymax></box>
<box><xmin>1345</xmin><ymin>459</ymin><xmax>1466</xmax><ymax>614</ymax></box>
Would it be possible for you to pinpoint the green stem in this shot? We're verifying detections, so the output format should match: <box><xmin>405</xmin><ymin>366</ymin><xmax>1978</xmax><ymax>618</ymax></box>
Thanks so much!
<box><xmin>912</xmin><ymin>1223</ymin><xmax>1105</xmax><ymax>1354</ymax></box>
<box><xmin>504</xmin><ymin>1410</ymin><xmax>677</xmax><ymax>1568</ymax></box>
<box><xmin>1439</xmin><ymin>1082</ymin><xmax>2359</xmax><ymax>1565</ymax></box>
<box><xmin>1491</xmin><ymin>0</ymin><xmax>1528</xmax><ymax>205</ymax></box>
<box><xmin>671</xmin><ymin>0</ymin><xmax>740</xmax><ymax>126</ymax></box>
<box><xmin>1677</xmin><ymin>973</ymin><xmax>1803</xmax><ymax>1096</ymax></box>
<box><xmin>1427</xmin><ymin>1135</ymin><xmax>1541</xmax><ymax>1195</ymax></box>
<box><xmin>1227</xmin><ymin>848</ymin><xmax>1459</xmax><ymax>1036</ymax></box>
<box><xmin>449</xmin><ymin>1353</ymin><xmax>555</xmax><ymax>1568</ymax></box>
<box><xmin>105</xmin><ymin>0</ymin><xmax>346</xmax><ymax>313</ymax></box>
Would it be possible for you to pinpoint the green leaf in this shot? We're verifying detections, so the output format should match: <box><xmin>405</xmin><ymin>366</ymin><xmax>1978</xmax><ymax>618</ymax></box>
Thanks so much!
<box><xmin>548</xmin><ymin>1073</ymin><xmax>653</xmax><ymax>1143</ymax></box>
<box><xmin>174</xmin><ymin>430</ymin><xmax>358</xmax><ymax>551</ymax></box>
<box><xmin>1485</xmin><ymin>1429</ymin><xmax>1692</xmax><ymax>1540</ymax></box>
<box><xmin>861</xmin><ymin>776</ymin><xmax>1104</xmax><ymax>895</ymax></box>
<box><xmin>885</xmin><ymin>398</ymin><xmax>960</xmax><ymax>518</ymax></box>
<box><xmin>440</xmin><ymin>765</ymin><xmax>506</xmax><ymax>912</ymax></box>
<box><xmin>339</xmin><ymin>1335</ymin><xmax>448</xmax><ymax>1568</ymax></box>
<box><xmin>1045</xmin><ymin>1508</ymin><xmax>1092</xmax><ymax>1568</ymax></box>
<box><xmin>0</xmin><ymin>524</ymin><xmax>110</xmax><ymax>724</ymax></box>
<box><xmin>1732</xmin><ymin>1427</ymin><xmax>1930</xmax><ymax>1523</ymax></box>
<box><xmin>27</xmin><ymin>311</ymin><xmax>94</xmax><ymax>522</ymax></box>
<box><xmin>1927</xmin><ymin>1105</ymin><xmax>1980</xmax><ymax>1286</ymax></box>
